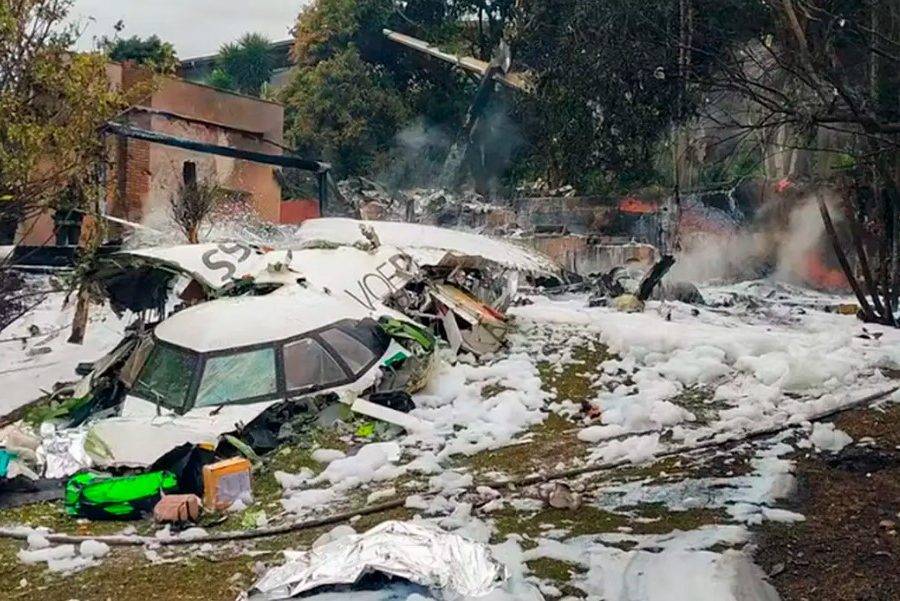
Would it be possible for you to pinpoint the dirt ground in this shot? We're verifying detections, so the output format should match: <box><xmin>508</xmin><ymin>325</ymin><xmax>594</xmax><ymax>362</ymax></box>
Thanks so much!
<box><xmin>755</xmin><ymin>403</ymin><xmax>900</xmax><ymax>601</ymax></box>
<box><xmin>1</xmin><ymin>334</ymin><xmax>897</xmax><ymax>601</ymax></box>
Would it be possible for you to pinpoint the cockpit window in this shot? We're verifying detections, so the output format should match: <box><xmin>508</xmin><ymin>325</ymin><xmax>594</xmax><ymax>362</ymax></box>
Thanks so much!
<box><xmin>132</xmin><ymin>345</ymin><xmax>197</xmax><ymax>412</ymax></box>
<box><xmin>132</xmin><ymin>318</ymin><xmax>392</xmax><ymax>413</ymax></box>
<box><xmin>194</xmin><ymin>347</ymin><xmax>277</xmax><ymax>407</ymax></box>
<box><xmin>319</xmin><ymin>328</ymin><xmax>378</xmax><ymax>374</ymax></box>
<box><xmin>283</xmin><ymin>338</ymin><xmax>346</xmax><ymax>392</ymax></box>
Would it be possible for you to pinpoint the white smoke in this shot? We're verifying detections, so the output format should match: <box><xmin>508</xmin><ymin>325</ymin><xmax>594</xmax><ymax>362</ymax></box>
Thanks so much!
<box><xmin>669</xmin><ymin>191</ymin><xmax>844</xmax><ymax>286</ymax></box>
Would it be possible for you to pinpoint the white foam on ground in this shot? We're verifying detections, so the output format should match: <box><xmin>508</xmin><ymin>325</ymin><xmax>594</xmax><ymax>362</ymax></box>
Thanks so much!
<box><xmin>808</xmin><ymin>422</ymin><xmax>853</xmax><ymax>452</ymax></box>
<box><xmin>0</xmin><ymin>279</ymin><xmax>127</xmax><ymax>415</ymax></box>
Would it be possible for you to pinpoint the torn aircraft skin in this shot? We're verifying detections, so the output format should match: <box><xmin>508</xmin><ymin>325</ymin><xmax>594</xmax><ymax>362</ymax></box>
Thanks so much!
<box><xmin>288</xmin><ymin>218</ymin><xmax>561</xmax><ymax>355</ymax></box>
<box><xmin>292</xmin><ymin>217</ymin><xmax>561</xmax><ymax>277</ymax></box>
<box><xmin>285</xmin><ymin>245</ymin><xmax>512</xmax><ymax>356</ymax></box>
<box><xmin>94</xmin><ymin>217</ymin><xmax>559</xmax><ymax>356</ymax></box>
<box><xmin>92</xmin><ymin>242</ymin><xmax>276</xmax><ymax>314</ymax></box>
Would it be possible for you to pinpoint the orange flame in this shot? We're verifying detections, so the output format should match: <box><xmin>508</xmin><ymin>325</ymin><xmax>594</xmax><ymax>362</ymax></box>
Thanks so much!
<box><xmin>803</xmin><ymin>253</ymin><xmax>849</xmax><ymax>290</ymax></box>
<box><xmin>619</xmin><ymin>197</ymin><xmax>658</xmax><ymax>214</ymax></box>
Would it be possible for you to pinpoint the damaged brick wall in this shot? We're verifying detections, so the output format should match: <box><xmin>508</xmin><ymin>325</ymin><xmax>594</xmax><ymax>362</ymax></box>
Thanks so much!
<box><xmin>15</xmin><ymin>64</ymin><xmax>285</xmax><ymax>245</ymax></box>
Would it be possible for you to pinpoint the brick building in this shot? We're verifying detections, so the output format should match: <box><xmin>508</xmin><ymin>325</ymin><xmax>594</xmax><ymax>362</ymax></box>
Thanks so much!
<box><xmin>16</xmin><ymin>63</ymin><xmax>286</xmax><ymax>246</ymax></box>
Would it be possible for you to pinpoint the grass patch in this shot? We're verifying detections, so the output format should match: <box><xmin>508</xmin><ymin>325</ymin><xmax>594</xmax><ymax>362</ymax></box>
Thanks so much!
<box><xmin>0</xmin><ymin>542</ymin><xmax>258</xmax><ymax>601</ymax></box>
<box><xmin>0</xmin><ymin>501</ymin><xmax>155</xmax><ymax>537</ymax></box>
<box><xmin>466</xmin><ymin>413</ymin><xmax>587</xmax><ymax>477</ymax></box>
<box><xmin>526</xmin><ymin>558</ymin><xmax>588</xmax><ymax>597</ymax></box>
<box><xmin>627</xmin><ymin>502</ymin><xmax>730</xmax><ymax>535</ymax></box>
<box><xmin>585</xmin><ymin>455</ymin><xmax>689</xmax><ymax>485</ymax></box>
<box><xmin>670</xmin><ymin>386</ymin><xmax>726</xmax><ymax>423</ymax></box>
<box><xmin>537</xmin><ymin>344</ymin><xmax>612</xmax><ymax>405</ymax></box>
<box><xmin>493</xmin><ymin>504</ymin><xmax>630</xmax><ymax>541</ymax></box>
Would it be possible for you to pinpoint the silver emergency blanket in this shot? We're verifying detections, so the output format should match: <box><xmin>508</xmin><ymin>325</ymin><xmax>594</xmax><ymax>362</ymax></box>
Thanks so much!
<box><xmin>36</xmin><ymin>428</ymin><xmax>92</xmax><ymax>479</ymax></box>
<box><xmin>247</xmin><ymin>520</ymin><xmax>507</xmax><ymax>600</ymax></box>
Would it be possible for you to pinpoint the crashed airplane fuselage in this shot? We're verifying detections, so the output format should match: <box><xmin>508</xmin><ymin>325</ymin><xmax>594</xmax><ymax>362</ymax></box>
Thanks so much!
<box><xmin>34</xmin><ymin>219</ymin><xmax>560</xmax><ymax>472</ymax></box>
<box><xmin>98</xmin><ymin>218</ymin><xmax>560</xmax><ymax>357</ymax></box>
<box><xmin>77</xmin><ymin>285</ymin><xmax>435</xmax><ymax>469</ymax></box>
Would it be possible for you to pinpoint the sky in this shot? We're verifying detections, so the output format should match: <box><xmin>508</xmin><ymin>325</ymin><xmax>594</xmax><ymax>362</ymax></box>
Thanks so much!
<box><xmin>70</xmin><ymin>1</ymin><xmax>308</xmax><ymax>58</ymax></box>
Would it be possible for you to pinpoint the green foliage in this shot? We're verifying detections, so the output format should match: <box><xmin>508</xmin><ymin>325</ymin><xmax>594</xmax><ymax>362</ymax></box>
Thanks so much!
<box><xmin>213</xmin><ymin>33</ymin><xmax>274</xmax><ymax>96</ymax></box>
<box><xmin>0</xmin><ymin>0</ymin><xmax>135</xmax><ymax>222</ymax></box>
<box><xmin>284</xmin><ymin>0</ymin><xmax>479</xmax><ymax>175</ymax></box>
<box><xmin>514</xmin><ymin>0</ymin><xmax>770</xmax><ymax>193</ymax></box>
<box><xmin>292</xmin><ymin>0</ymin><xmax>395</xmax><ymax>66</ymax></box>
<box><xmin>100</xmin><ymin>35</ymin><xmax>178</xmax><ymax>74</ymax></box>
<box><xmin>206</xmin><ymin>67</ymin><xmax>237</xmax><ymax>92</ymax></box>
<box><xmin>281</xmin><ymin>47</ymin><xmax>410</xmax><ymax>176</ymax></box>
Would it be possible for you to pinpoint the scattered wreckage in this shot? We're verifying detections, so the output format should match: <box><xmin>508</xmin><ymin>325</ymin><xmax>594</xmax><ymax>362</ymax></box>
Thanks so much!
<box><xmin>585</xmin><ymin>255</ymin><xmax>703</xmax><ymax>312</ymax></box>
<box><xmin>0</xmin><ymin>219</ymin><xmax>562</xmax><ymax>518</ymax></box>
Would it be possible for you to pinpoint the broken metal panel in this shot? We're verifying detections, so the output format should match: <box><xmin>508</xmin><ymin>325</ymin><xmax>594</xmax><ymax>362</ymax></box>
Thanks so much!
<box><xmin>93</xmin><ymin>243</ymin><xmax>279</xmax><ymax>313</ymax></box>
<box><xmin>295</xmin><ymin>218</ymin><xmax>561</xmax><ymax>277</ymax></box>
<box><xmin>383</xmin><ymin>29</ymin><xmax>531</xmax><ymax>93</ymax></box>
<box><xmin>115</xmin><ymin>243</ymin><xmax>271</xmax><ymax>291</ymax></box>
<box><xmin>431</xmin><ymin>284</ymin><xmax>507</xmax><ymax>327</ymax></box>
<box><xmin>441</xmin><ymin>309</ymin><xmax>464</xmax><ymax>355</ymax></box>
<box><xmin>119</xmin><ymin>336</ymin><xmax>155</xmax><ymax>388</ymax></box>
<box><xmin>431</xmin><ymin>283</ymin><xmax>510</xmax><ymax>356</ymax></box>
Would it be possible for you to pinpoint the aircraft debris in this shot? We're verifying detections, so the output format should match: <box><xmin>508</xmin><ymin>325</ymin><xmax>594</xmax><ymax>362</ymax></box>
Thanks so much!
<box><xmin>1</xmin><ymin>218</ymin><xmax>562</xmax><ymax>521</ymax></box>
<box><xmin>588</xmin><ymin>255</ymin><xmax>688</xmax><ymax>312</ymax></box>
<box><xmin>246</xmin><ymin>520</ymin><xmax>508</xmax><ymax>600</ymax></box>
<box><xmin>383</xmin><ymin>29</ymin><xmax>531</xmax><ymax>93</ymax></box>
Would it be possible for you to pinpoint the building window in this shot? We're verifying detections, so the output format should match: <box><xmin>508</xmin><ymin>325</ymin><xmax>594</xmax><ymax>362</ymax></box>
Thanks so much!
<box><xmin>182</xmin><ymin>161</ymin><xmax>197</xmax><ymax>188</ymax></box>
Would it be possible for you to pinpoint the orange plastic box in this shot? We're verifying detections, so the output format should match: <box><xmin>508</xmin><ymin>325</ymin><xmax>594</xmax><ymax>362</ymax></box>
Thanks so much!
<box><xmin>202</xmin><ymin>457</ymin><xmax>252</xmax><ymax>510</ymax></box>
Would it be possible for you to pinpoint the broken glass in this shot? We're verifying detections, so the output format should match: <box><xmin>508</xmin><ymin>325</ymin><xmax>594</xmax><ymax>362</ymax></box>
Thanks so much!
<box><xmin>194</xmin><ymin>347</ymin><xmax>277</xmax><ymax>407</ymax></box>
<box><xmin>119</xmin><ymin>336</ymin><xmax>155</xmax><ymax>387</ymax></box>
<box><xmin>320</xmin><ymin>328</ymin><xmax>377</xmax><ymax>374</ymax></box>
<box><xmin>132</xmin><ymin>345</ymin><xmax>197</xmax><ymax>412</ymax></box>
<box><xmin>284</xmin><ymin>338</ymin><xmax>346</xmax><ymax>392</ymax></box>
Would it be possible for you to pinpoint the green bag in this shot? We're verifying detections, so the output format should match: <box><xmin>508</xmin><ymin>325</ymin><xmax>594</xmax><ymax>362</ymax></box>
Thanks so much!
<box><xmin>65</xmin><ymin>470</ymin><xmax>178</xmax><ymax>520</ymax></box>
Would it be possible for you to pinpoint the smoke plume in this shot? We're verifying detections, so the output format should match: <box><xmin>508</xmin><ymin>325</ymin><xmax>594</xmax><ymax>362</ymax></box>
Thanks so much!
<box><xmin>669</xmin><ymin>190</ymin><xmax>847</xmax><ymax>289</ymax></box>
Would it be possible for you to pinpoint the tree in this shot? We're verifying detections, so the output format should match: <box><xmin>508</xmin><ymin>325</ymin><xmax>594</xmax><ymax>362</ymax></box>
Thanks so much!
<box><xmin>292</xmin><ymin>0</ymin><xmax>395</xmax><ymax>66</ymax></box>
<box><xmin>281</xmin><ymin>48</ymin><xmax>410</xmax><ymax>176</ymax></box>
<box><xmin>687</xmin><ymin>0</ymin><xmax>899</xmax><ymax>325</ymax></box>
<box><xmin>0</xmin><ymin>0</ymin><xmax>135</xmax><ymax>335</ymax></box>
<box><xmin>284</xmin><ymin>0</ymin><xmax>479</xmax><ymax>177</ymax></box>
<box><xmin>100</xmin><ymin>34</ymin><xmax>178</xmax><ymax>74</ymax></box>
<box><xmin>213</xmin><ymin>33</ymin><xmax>274</xmax><ymax>96</ymax></box>
<box><xmin>206</xmin><ymin>67</ymin><xmax>237</xmax><ymax>92</ymax></box>
<box><xmin>451</xmin><ymin>0</ymin><xmax>516</xmax><ymax>59</ymax></box>
<box><xmin>169</xmin><ymin>177</ymin><xmax>226</xmax><ymax>244</ymax></box>
<box><xmin>513</xmin><ymin>0</ymin><xmax>768</xmax><ymax>192</ymax></box>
